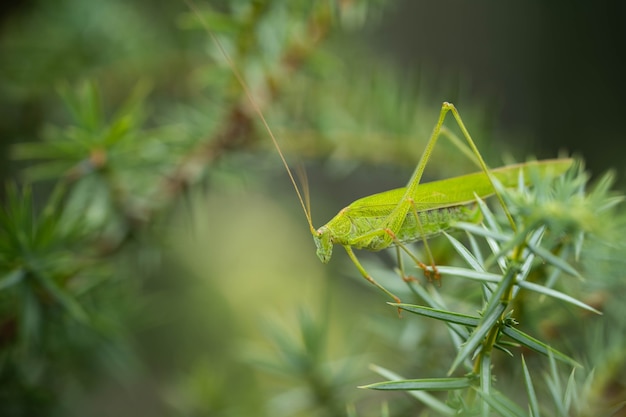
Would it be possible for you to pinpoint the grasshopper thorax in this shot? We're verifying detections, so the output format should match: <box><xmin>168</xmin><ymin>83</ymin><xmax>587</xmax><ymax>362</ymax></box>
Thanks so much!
<box><xmin>313</xmin><ymin>226</ymin><xmax>333</xmax><ymax>264</ymax></box>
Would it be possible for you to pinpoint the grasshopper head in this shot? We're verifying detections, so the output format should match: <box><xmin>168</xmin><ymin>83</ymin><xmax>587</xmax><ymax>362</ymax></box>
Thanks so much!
<box><xmin>313</xmin><ymin>226</ymin><xmax>333</xmax><ymax>263</ymax></box>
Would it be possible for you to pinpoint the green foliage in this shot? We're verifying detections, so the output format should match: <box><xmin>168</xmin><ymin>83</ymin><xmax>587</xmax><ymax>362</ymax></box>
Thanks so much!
<box><xmin>1</xmin><ymin>1</ymin><xmax>625</xmax><ymax>417</ymax></box>
<box><xmin>360</xmin><ymin>162</ymin><xmax>623</xmax><ymax>415</ymax></box>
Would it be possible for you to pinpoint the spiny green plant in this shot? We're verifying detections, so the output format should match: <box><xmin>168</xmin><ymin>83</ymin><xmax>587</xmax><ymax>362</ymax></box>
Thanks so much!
<box><xmin>359</xmin><ymin>162</ymin><xmax>623</xmax><ymax>415</ymax></box>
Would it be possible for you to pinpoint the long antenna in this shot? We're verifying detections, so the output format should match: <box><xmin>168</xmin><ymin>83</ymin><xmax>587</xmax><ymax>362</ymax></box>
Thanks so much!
<box><xmin>184</xmin><ymin>0</ymin><xmax>316</xmax><ymax>234</ymax></box>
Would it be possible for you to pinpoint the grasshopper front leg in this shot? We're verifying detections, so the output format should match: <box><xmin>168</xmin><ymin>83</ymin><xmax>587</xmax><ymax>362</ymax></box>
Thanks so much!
<box><xmin>342</xmin><ymin>245</ymin><xmax>401</xmax><ymax>303</ymax></box>
<box><xmin>343</xmin><ymin>223</ymin><xmax>436</xmax><ymax>301</ymax></box>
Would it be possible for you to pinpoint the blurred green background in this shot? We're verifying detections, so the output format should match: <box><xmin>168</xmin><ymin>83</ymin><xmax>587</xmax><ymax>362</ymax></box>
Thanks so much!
<box><xmin>0</xmin><ymin>1</ymin><xmax>624</xmax><ymax>416</ymax></box>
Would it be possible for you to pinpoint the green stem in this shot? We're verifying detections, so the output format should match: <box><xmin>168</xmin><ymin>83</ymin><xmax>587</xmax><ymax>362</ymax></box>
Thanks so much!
<box><xmin>470</xmin><ymin>236</ymin><xmax>528</xmax><ymax>408</ymax></box>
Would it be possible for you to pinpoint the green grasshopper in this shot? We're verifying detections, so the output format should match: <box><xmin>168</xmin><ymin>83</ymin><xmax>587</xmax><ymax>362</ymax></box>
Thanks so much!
<box><xmin>306</xmin><ymin>104</ymin><xmax>572</xmax><ymax>302</ymax></box>
<box><xmin>187</xmin><ymin>2</ymin><xmax>573</xmax><ymax>303</ymax></box>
